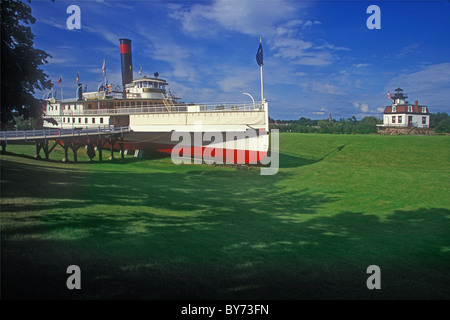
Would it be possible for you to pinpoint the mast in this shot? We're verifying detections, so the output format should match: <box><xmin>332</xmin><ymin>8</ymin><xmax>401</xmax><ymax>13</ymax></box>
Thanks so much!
<box><xmin>259</xmin><ymin>37</ymin><xmax>264</xmax><ymax>102</ymax></box>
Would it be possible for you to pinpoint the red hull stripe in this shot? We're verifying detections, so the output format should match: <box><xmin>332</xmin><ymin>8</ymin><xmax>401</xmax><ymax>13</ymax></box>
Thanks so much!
<box><xmin>96</xmin><ymin>141</ymin><xmax>267</xmax><ymax>164</ymax></box>
<box><xmin>120</xmin><ymin>44</ymin><xmax>131</xmax><ymax>54</ymax></box>
<box><xmin>159</xmin><ymin>146</ymin><xmax>267</xmax><ymax>164</ymax></box>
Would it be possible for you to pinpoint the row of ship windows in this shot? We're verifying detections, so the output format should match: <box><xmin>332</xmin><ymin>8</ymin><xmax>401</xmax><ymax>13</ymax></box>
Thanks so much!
<box><xmin>48</xmin><ymin>101</ymin><xmax>163</xmax><ymax>111</ymax></box>
<box><xmin>62</xmin><ymin>117</ymin><xmax>107</xmax><ymax>124</ymax></box>
<box><xmin>389</xmin><ymin>116</ymin><xmax>427</xmax><ymax>124</ymax></box>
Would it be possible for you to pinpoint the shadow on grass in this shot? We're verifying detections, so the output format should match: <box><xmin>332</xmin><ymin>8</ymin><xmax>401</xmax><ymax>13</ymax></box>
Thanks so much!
<box><xmin>279</xmin><ymin>144</ymin><xmax>347</xmax><ymax>168</ymax></box>
<box><xmin>1</xmin><ymin>156</ymin><xmax>449</xmax><ymax>300</ymax></box>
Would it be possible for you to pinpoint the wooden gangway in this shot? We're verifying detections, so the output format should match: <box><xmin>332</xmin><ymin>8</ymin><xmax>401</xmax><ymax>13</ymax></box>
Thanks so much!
<box><xmin>0</xmin><ymin>126</ymin><xmax>130</xmax><ymax>142</ymax></box>
<box><xmin>0</xmin><ymin>126</ymin><xmax>130</xmax><ymax>162</ymax></box>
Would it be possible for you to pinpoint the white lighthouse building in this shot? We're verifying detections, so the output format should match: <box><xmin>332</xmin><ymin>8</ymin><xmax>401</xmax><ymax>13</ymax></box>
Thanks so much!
<box><xmin>381</xmin><ymin>88</ymin><xmax>430</xmax><ymax>128</ymax></box>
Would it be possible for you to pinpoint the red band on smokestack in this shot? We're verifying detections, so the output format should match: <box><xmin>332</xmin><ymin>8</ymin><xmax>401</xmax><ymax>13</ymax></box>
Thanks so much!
<box><xmin>120</xmin><ymin>44</ymin><xmax>131</xmax><ymax>54</ymax></box>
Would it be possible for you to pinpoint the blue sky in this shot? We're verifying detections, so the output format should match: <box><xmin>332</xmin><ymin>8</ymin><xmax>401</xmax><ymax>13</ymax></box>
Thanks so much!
<box><xmin>29</xmin><ymin>0</ymin><xmax>450</xmax><ymax>120</ymax></box>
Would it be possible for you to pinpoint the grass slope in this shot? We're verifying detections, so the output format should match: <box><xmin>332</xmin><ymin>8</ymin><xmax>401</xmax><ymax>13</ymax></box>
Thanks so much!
<box><xmin>1</xmin><ymin>134</ymin><xmax>449</xmax><ymax>299</ymax></box>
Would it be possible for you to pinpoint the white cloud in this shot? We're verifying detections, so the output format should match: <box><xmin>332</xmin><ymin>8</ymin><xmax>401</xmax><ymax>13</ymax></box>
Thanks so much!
<box><xmin>312</xmin><ymin>82</ymin><xmax>345</xmax><ymax>95</ymax></box>
<box><xmin>169</xmin><ymin>0</ymin><xmax>302</xmax><ymax>38</ymax></box>
<box><xmin>169</xmin><ymin>0</ymin><xmax>342</xmax><ymax>67</ymax></box>
<box><xmin>353</xmin><ymin>63</ymin><xmax>371</xmax><ymax>68</ymax></box>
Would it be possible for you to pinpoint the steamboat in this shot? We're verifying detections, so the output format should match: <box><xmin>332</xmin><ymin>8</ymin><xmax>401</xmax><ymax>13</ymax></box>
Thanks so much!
<box><xmin>43</xmin><ymin>39</ymin><xmax>269</xmax><ymax>163</ymax></box>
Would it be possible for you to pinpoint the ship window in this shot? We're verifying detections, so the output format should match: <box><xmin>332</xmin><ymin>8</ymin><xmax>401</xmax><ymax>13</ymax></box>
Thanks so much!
<box><xmin>63</xmin><ymin>118</ymin><xmax>65</xmax><ymax>123</ymax></box>
<box><xmin>72</xmin><ymin>118</ymin><xmax>75</xmax><ymax>123</ymax></box>
<box><xmin>398</xmin><ymin>116</ymin><xmax>402</xmax><ymax>123</ymax></box>
<box><xmin>100</xmin><ymin>118</ymin><xmax>103</xmax><ymax>124</ymax></box>
<box><xmin>126</xmin><ymin>101</ymin><xmax>129</xmax><ymax>107</ymax></box>
<box><xmin>92</xmin><ymin>118</ymin><xmax>95</xmax><ymax>124</ymax></box>
<box><xmin>55</xmin><ymin>106</ymin><xmax>57</xmax><ymax>111</ymax></box>
<box><xmin>74</xmin><ymin>105</ymin><xmax>77</xmax><ymax>110</ymax></box>
<box><xmin>68</xmin><ymin>118</ymin><xmax>70</xmax><ymax>123</ymax></box>
<box><xmin>78</xmin><ymin>118</ymin><xmax>81</xmax><ymax>124</ymax></box>
<box><xmin>142</xmin><ymin>101</ymin><xmax>147</xmax><ymax>107</ymax></box>
<box><xmin>392</xmin><ymin>116</ymin><xmax>396</xmax><ymax>124</ymax></box>
<box><xmin>88</xmin><ymin>104</ymin><xmax>92</xmax><ymax>109</ymax></box>
<box><xmin>85</xmin><ymin>118</ymin><xmax>88</xmax><ymax>124</ymax></box>
<box><xmin>131</xmin><ymin>102</ymin><xmax>135</xmax><ymax>107</ymax></box>
<box><xmin>137</xmin><ymin>101</ymin><xmax>141</xmax><ymax>107</ymax></box>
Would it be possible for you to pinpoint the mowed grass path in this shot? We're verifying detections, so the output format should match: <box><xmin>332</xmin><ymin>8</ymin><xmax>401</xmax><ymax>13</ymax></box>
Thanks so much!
<box><xmin>1</xmin><ymin>134</ymin><xmax>449</xmax><ymax>299</ymax></box>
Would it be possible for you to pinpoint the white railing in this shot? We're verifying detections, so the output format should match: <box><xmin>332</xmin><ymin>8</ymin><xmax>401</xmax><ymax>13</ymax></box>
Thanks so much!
<box><xmin>0</xmin><ymin>126</ymin><xmax>130</xmax><ymax>141</ymax></box>
<box><xmin>59</xmin><ymin>102</ymin><xmax>265</xmax><ymax>116</ymax></box>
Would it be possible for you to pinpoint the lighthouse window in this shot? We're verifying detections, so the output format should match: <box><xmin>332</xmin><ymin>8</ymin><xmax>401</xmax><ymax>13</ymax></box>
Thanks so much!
<box><xmin>392</xmin><ymin>106</ymin><xmax>396</xmax><ymax>112</ymax></box>
<box><xmin>422</xmin><ymin>107</ymin><xmax>426</xmax><ymax>113</ymax></box>
<box><xmin>422</xmin><ymin>117</ymin><xmax>427</xmax><ymax>124</ymax></box>
<box><xmin>408</xmin><ymin>106</ymin><xmax>412</xmax><ymax>112</ymax></box>
<box><xmin>398</xmin><ymin>116</ymin><xmax>402</xmax><ymax>123</ymax></box>
<box><xmin>392</xmin><ymin>116</ymin><xmax>396</xmax><ymax>124</ymax></box>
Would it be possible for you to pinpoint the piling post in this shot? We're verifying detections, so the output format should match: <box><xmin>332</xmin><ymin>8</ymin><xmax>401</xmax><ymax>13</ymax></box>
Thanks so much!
<box><xmin>110</xmin><ymin>135</ymin><xmax>114</xmax><ymax>160</ymax></box>
<box><xmin>35</xmin><ymin>140</ymin><xmax>42</xmax><ymax>159</ymax></box>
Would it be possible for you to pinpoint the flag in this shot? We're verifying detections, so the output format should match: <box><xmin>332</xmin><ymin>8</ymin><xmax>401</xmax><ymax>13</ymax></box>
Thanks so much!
<box><xmin>387</xmin><ymin>92</ymin><xmax>392</xmax><ymax>100</ymax></box>
<box><xmin>102</xmin><ymin>59</ymin><xmax>106</xmax><ymax>77</ymax></box>
<box><xmin>57</xmin><ymin>76</ymin><xmax>62</xmax><ymax>85</ymax></box>
<box><xmin>256</xmin><ymin>42</ymin><xmax>263</xmax><ymax>67</ymax></box>
<box><xmin>76</xmin><ymin>70</ymin><xmax>79</xmax><ymax>84</ymax></box>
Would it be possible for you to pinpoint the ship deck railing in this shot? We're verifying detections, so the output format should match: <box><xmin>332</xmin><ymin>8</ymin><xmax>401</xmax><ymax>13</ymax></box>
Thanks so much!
<box><xmin>0</xmin><ymin>126</ymin><xmax>130</xmax><ymax>142</ymax></box>
<box><xmin>53</xmin><ymin>102</ymin><xmax>265</xmax><ymax>116</ymax></box>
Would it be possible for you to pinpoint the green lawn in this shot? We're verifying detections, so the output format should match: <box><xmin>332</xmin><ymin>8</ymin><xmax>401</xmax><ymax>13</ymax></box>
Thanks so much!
<box><xmin>1</xmin><ymin>133</ymin><xmax>449</xmax><ymax>299</ymax></box>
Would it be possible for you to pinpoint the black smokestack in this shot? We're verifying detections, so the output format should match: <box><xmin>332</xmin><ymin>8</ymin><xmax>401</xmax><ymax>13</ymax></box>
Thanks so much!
<box><xmin>119</xmin><ymin>39</ymin><xmax>133</xmax><ymax>93</ymax></box>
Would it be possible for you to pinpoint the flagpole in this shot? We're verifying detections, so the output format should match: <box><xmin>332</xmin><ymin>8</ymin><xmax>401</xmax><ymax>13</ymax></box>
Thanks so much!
<box><xmin>260</xmin><ymin>37</ymin><xmax>264</xmax><ymax>103</ymax></box>
<box><xmin>102</xmin><ymin>59</ymin><xmax>106</xmax><ymax>87</ymax></box>
<box><xmin>61</xmin><ymin>75</ymin><xmax>64</xmax><ymax>100</ymax></box>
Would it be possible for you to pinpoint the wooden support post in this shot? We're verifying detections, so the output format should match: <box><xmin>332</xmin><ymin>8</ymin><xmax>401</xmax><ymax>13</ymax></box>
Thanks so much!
<box><xmin>98</xmin><ymin>139</ymin><xmax>103</xmax><ymax>162</ymax></box>
<box><xmin>110</xmin><ymin>135</ymin><xmax>114</xmax><ymax>160</ymax></box>
<box><xmin>35</xmin><ymin>140</ymin><xmax>42</xmax><ymax>159</ymax></box>
<box><xmin>62</xmin><ymin>140</ymin><xmax>70</xmax><ymax>162</ymax></box>
<box><xmin>120</xmin><ymin>137</ymin><xmax>124</xmax><ymax>160</ymax></box>
<box><xmin>43</xmin><ymin>140</ymin><xmax>49</xmax><ymax>160</ymax></box>
<box><xmin>1</xmin><ymin>140</ymin><xmax>6</xmax><ymax>153</ymax></box>
<box><xmin>72</xmin><ymin>143</ymin><xmax>78</xmax><ymax>163</ymax></box>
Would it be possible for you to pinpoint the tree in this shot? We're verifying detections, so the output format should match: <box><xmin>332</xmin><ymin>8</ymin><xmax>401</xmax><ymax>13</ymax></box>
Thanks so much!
<box><xmin>1</xmin><ymin>0</ymin><xmax>52</xmax><ymax>127</ymax></box>
<box><xmin>430</xmin><ymin>112</ymin><xmax>450</xmax><ymax>133</ymax></box>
